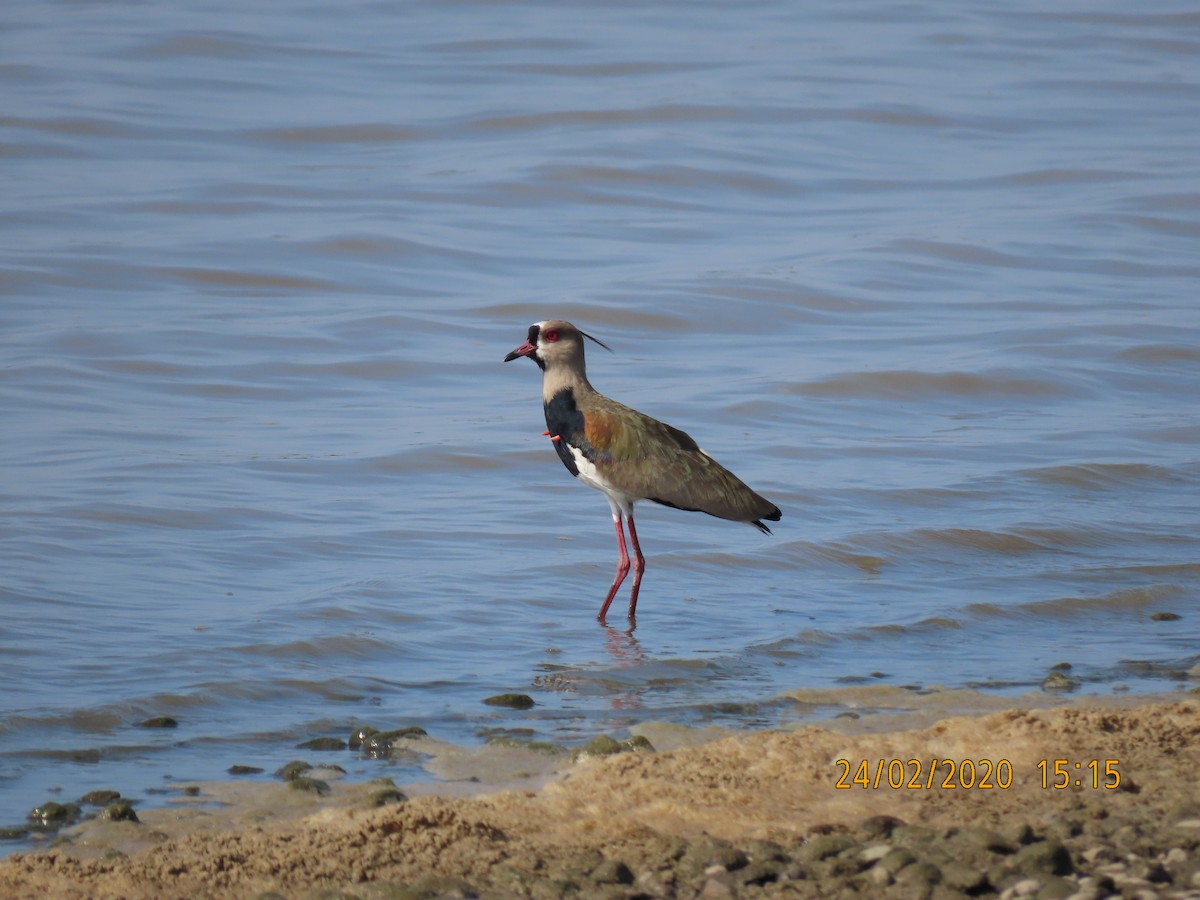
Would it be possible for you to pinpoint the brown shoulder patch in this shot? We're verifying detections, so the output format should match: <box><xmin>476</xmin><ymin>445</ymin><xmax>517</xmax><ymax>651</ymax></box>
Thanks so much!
<box><xmin>583</xmin><ymin>408</ymin><xmax>617</xmax><ymax>451</ymax></box>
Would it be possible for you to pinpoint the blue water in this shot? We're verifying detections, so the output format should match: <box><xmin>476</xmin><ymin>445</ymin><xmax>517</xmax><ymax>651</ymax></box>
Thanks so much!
<box><xmin>2</xmin><ymin>0</ymin><xmax>1198</xmax><ymax>853</ymax></box>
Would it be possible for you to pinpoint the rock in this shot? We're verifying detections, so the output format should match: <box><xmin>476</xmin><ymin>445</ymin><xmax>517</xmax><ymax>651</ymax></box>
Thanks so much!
<box><xmin>859</xmin><ymin>843</ymin><xmax>892</xmax><ymax>864</ymax></box>
<box><xmin>942</xmin><ymin>859</ymin><xmax>988</xmax><ymax>892</ymax></box>
<box><xmin>1007</xmin><ymin>822</ymin><xmax>1036</xmax><ymax>846</ymax></box>
<box><xmin>483</xmin><ymin>693</ymin><xmax>535</xmax><ymax>709</ymax></box>
<box><xmin>572</xmin><ymin>735</ymin><xmax>624</xmax><ymax>761</ymax></box>
<box><xmin>1041</xmin><ymin>670</ymin><xmax>1080</xmax><ymax>692</ymax></box>
<box><xmin>1143</xmin><ymin>861</ymin><xmax>1171</xmax><ymax>883</ymax></box>
<box><xmin>1012</xmin><ymin>838</ymin><xmax>1073</xmax><ymax>877</ymax></box>
<box><xmin>228</xmin><ymin>765</ymin><xmax>264</xmax><ymax>775</ymax></box>
<box><xmin>136</xmin><ymin>716</ymin><xmax>178</xmax><ymax>728</ymax></box>
<box><xmin>797</xmin><ymin>833</ymin><xmax>856</xmax><ymax>863</ymax></box>
<box><xmin>1080</xmin><ymin>844</ymin><xmax>1115</xmax><ymax>865</ymax></box>
<box><xmin>590</xmin><ymin>859</ymin><xmax>634</xmax><ymax>885</ymax></box>
<box><xmin>367</xmin><ymin>788</ymin><xmax>407</xmax><ymax>807</ymax></box>
<box><xmin>698</xmin><ymin>876</ymin><xmax>733</xmax><ymax>899</ymax></box>
<box><xmin>877</xmin><ymin>847</ymin><xmax>918</xmax><ymax>874</ymax></box>
<box><xmin>274</xmin><ymin>760</ymin><xmax>313</xmax><ymax>780</ymax></box>
<box><xmin>367</xmin><ymin>727</ymin><xmax>428</xmax><ymax>750</ymax></box>
<box><xmin>1035</xmin><ymin>874</ymin><xmax>1076</xmax><ymax>898</ymax></box>
<box><xmin>296</xmin><ymin>737</ymin><xmax>346</xmax><ymax>751</ymax></box>
<box><xmin>1004</xmin><ymin>877</ymin><xmax>1041</xmax><ymax>897</ymax></box>
<box><xmin>732</xmin><ymin>861</ymin><xmax>781</xmax><ymax>886</ymax></box>
<box><xmin>391</xmin><ymin>874</ymin><xmax>480</xmax><ymax>898</ymax></box>
<box><xmin>566</xmin><ymin>733</ymin><xmax>652</xmax><ymax>761</ymax></box>
<box><xmin>860</xmin><ymin>814</ymin><xmax>905</xmax><ymax>840</ymax></box>
<box><xmin>100</xmin><ymin>802</ymin><xmax>139</xmax><ymax>823</ymax></box>
<box><xmin>676</xmin><ymin>838</ymin><xmax>749</xmax><ymax>881</ymax></box>
<box><xmin>967</xmin><ymin>828</ymin><xmax>1019</xmax><ymax>854</ymax></box>
<box><xmin>894</xmin><ymin>860</ymin><xmax>941</xmax><ymax>889</ymax></box>
<box><xmin>1047</xmin><ymin>817</ymin><xmax>1084</xmax><ymax>840</ymax></box>
<box><xmin>80</xmin><ymin>790</ymin><xmax>122</xmax><ymax>806</ymax></box>
<box><xmin>742</xmin><ymin>838</ymin><xmax>786</xmax><ymax>864</ymax></box>
<box><xmin>288</xmin><ymin>777</ymin><xmax>330</xmax><ymax>795</ymax></box>
<box><xmin>485</xmin><ymin>736</ymin><xmax>565</xmax><ymax>755</ymax></box>
<box><xmin>27</xmin><ymin>802</ymin><xmax>80</xmax><ymax>826</ymax></box>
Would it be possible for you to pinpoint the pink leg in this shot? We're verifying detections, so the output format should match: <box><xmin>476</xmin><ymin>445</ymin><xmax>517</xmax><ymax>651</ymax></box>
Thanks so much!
<box><xmin>596</xmin><ymin>517</ymin><xmax>631</xmax><ymax>619</ymax></box>
<box><xmin>626</xmin><ymin>513</ymin><xmax>646</xmax><ymax>618</ymax></box>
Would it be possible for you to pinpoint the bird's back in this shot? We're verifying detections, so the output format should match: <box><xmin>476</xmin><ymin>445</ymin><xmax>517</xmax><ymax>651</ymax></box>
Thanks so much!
<box><xmin>568</xmin><ymin>387</ymin><xmax>781</xmax><ymax>531</ymax></box>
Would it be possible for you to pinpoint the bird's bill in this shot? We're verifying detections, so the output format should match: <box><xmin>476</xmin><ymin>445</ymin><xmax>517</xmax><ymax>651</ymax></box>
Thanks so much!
<box><xmin>503</xmin><ymin>340</ymin><xmax>537</xmax><ymax>362</ymax></box>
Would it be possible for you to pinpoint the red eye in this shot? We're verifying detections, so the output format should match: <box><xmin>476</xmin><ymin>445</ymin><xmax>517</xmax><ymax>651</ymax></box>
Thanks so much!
<box><xmin>543</xmin><ymin>329</ymin><xmax>559</xmax><ymax>343</ymax></box>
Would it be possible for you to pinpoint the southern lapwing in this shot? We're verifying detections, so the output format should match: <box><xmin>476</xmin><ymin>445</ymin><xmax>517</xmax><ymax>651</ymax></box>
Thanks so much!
<box><xmin>504</xmin><ymin>320</ymin><xmax>781</xmax><ymax>619</ymax></box>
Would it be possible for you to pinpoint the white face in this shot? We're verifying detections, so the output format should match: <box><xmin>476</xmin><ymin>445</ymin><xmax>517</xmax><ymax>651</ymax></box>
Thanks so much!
<box><xmin>533</xmin><ymin>321</ymin><xmax>574</xmax><ymax>359</ymax></box>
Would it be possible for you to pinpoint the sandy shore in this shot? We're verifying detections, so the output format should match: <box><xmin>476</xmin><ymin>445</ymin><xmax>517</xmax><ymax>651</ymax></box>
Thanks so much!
<box><xmin>2</xmin><ymin>692</ymin><xmax>1197</xmax><ymax>899</ymax></box>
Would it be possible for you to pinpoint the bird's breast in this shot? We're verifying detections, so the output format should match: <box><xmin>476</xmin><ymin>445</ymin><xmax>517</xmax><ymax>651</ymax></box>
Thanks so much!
<box><xmin>544</xmin><ymin>387</ymin><xmax>587</xmax><ymax>478</ymax></box>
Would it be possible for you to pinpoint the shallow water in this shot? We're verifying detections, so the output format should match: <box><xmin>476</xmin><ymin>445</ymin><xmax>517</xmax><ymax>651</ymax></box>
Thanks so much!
<box><xmin>2</xmin><ymin>0</ymin><xmax>1199</xmax><ymax>852</ymax></box>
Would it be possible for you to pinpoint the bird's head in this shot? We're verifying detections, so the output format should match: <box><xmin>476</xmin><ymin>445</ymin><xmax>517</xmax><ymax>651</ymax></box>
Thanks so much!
<box><xmin>503</xmin><ymin>320</ymin><xmax>611</xmax><ymax>371</ymax></box>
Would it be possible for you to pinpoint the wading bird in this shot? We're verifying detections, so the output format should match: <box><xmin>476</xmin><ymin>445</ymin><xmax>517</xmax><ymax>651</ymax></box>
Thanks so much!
<box><xmin>504</xmin><ymin>320</ymin><xmax>780</xmax><ymax>619</ymax></box>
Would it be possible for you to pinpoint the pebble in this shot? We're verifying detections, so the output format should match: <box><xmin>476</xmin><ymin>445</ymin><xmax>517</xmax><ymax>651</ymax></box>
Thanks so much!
<box><xmin>878</xmin><ymin>847</ymin><xmax>917</xmax><ymax>874</ymax></box>
<box><xmin>590</xmin><ymin>859</ymin><xmax>634</xmax><ymax>885</ymax></box>
<box><xmin>797</xmin><ymin>833</ymin><xmax>855</xmax><ymax>863</ymax></box>
<box><xmin>1036</xmin><ymin>874</ymin><xmax>1077</xmax><ymax>899</ymax></box>
<box><xmin>858</xmin><ymin>843</ymin><xmax>892</xmax><ymax>863</ymax></box>
<box><xmin>1001</xmin><ymin>877</ymin><xmax>1042</xmax><ymax>898</ymax></box>
<box><xmin>1163</xmin><ymin>847</ymin><xmax>1188</xmax><ymax>866</ymax></box>
<box><xmin>99</xmin><ymin>802</ymin><xmax>139</xmax><ymax>823</ymax></box>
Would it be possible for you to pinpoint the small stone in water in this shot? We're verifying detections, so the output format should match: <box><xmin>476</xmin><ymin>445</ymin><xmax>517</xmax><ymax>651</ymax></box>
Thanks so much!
<box><xmin>289</xmin><ymin>777</ymin><xmax>330</xmax><ymax>795</ymax></box>
<box><xmin>362</xmin><ymin>727</ymin><xmax>428</xmax><ymax>756</ymax></box>
<box><xmin>1042</xmin><ymin>670</ymin><xmax>1080</xmax><ymax>692</ymax></box>
<box><xmin>100</xmin><ymin>802</ymin><xmax>139</xmax><ymax>823</ymax></box>
<box><xmin>228</xmin><ymin>765</ymin><xmax>264</xmax><ymax>776</ymax></box>
<box><xmin>80</xmin><ymin>790</ymin><xmax>122</xmax><ymax>806</ymax></box>
<box><xmin>368</xmin><ymin>788</ymin><xmax>407</xmax><ymax>807</ymax></box>
<box><xmin>27</xmin><ymin>802</ymin><xmax>81</xmax><ymax>826</ymax></box>
<box><xmin>297</xmin><ymin>737</ymin><xmax>347</xmax><ymax>751</ymax></box>
<box><xmin>570</xmin><ymin>734</ymin><xmax>656</xmax><ymax>762</ymax></box>
<box><xmin>483</xmin><ymin>693</ymin><xmax>535</xmax><ymax>709</ymax></box>
<box><xmin>275</xmin><ymin>760</ymin><xmax>314</xmax><ymax>780</ymax></box>
<box><xmin>137</xmin><ymin>717</ymin><xmax>178</xmax><ymax>729</ymax></box>
<box><xmin>573</xmin><ymin>734</ymin><xmax>657</xmax><ymax>763</ymax></box>
<box><xmin>572</xmin><ymin>736</ymin><xmax>623</xmax><ymax>761</ymax></box>
<box><xmin>373</xmin><ymin>726</ymin><xmax>427</xmax><ymax>741</ymax></box>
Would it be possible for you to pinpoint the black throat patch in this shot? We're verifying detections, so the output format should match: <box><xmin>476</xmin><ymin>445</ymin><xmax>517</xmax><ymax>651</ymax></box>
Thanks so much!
<box><xmin>543</xmin><ymin>387</ymin><xmax>587</xmax><ymax>477</ymax></box>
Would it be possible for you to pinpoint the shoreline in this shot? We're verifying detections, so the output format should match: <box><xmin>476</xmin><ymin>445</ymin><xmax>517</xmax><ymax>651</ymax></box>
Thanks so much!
<box><xmin>2</xmin><ymin>691</ymin><xmax>1197</xmax><ymax>898</ymax></box>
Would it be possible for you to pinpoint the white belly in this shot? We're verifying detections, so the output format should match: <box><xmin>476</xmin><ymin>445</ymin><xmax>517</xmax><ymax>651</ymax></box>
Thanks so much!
<box><xmin>568</xmin><ymin>443</ymin><xmax>636</xmax><ymax>518</ymax></box>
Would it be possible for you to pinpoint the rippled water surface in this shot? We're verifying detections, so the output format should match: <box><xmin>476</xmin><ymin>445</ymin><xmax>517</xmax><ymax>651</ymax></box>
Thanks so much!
<box><xmin>3</xmin><ymin>0</ymin><xmax>1199</xmax><ymax>851</ymax></box>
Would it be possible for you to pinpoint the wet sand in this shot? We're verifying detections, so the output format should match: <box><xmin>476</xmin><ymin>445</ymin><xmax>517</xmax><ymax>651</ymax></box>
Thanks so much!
<box><xmin>2</xmin><ymin>694</ymin><xmax>1197</xmax><ymax>899</ymax></box>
